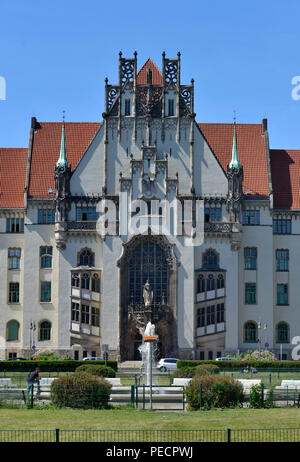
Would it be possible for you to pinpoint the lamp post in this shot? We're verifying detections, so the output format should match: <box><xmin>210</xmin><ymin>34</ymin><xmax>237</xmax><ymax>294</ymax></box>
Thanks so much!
<box><xmin>29</xmin><ymin>321</ymin><xmax>36</xmax><ymax>358</ymax></box>
<box><xmin>257</xmin><ymin>321</ymin><xmax>267</xmax><ymax>358</ymax></box>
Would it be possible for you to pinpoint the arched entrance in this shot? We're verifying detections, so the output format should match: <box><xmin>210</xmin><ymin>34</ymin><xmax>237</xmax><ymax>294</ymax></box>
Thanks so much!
<box><xmin>118</xmin><ymin>235</ymin><xmax>178</xmax><ymax>361</ymax></box>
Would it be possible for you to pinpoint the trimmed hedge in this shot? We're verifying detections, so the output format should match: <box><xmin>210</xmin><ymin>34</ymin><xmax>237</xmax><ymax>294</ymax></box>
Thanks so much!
<box><xmin>0</xmin><ymin>360</ymin><xmax>118</xmax><ymax>373</ymax></box>
<box><xmin>185</xmin><ymin>375</ymin><xmax>244</xmax><ymax>410</ymax></box>
<box><xmin>173</xmin><ymin>364</ymin><xmax>220</xmax><ymax>379</ymax></box>
<box><xmin>75</xmin><ymin>365</ymin><xmax>116</xmax><ymax>378</ymax></box>
<box><xmin>173</xmin><ymin>367</ymin><xmax>198</xmax><ymax>378</ymax></box>
<box><xmin>50</xmin><ymin>373</ymin><xmax>112</xmax><ymax>409</ymax></box>
<box><xmin>177</xmin><ymin>360</ymin><xmax>300</xmax><ymax>370</ymax></box>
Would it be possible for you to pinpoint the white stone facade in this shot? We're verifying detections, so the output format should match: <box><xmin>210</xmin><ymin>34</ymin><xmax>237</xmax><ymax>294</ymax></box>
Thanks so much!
<box><xmin>0</xmin><ymin>54</ymin><xmax>298</xmax><ymax>361</ymax></box>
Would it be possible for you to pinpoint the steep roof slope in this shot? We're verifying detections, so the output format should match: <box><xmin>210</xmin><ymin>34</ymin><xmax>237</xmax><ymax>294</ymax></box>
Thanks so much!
<box><xmin>28</xmin><ymin>122</ymin><xmax>100</xmax><ymax>199</ymax></box>
<box><xmin>0</xmin><ymin>148</ymin><xmax>28</xmax><ymax>208</ymax></box>
<box><xmin>199</xmin><ymin>123</ymin><xmax>270</xmax><ymax>199</ymax></box>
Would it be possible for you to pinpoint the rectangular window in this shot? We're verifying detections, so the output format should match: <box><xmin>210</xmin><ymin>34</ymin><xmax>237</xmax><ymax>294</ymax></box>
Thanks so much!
<box><xmin>81</xmin><ymin>304</ymin><xmax>90</xmax><ymax>324</ymax></box>
<box><xmin>8</xmin><ymin>248</ymin><xmax>21</xmax><ymax>269</ymax></box>
<box><xmin>92</xmin><ymin>307</ymin><xmax>100</xmax><ymax>327</ymax></box>
<box><xmin>40</xmin><ymin>246</ymin><xmax>53</xmax><ymax>268</ymax></box>
<box><xmin>40</xmin><ymin>281</ymin><xmax>51</xmax><ymax>303</ymax></box>
<box><xmin>216</xmin><ymin>303</ymin><xmax>224</xmax><ymax>323</ymax></box>
<box><xmin>76</xmin><ymin>206</ymin><xmax>98</xmax><ymax>221</ymax></box>
<box><xmin>6</xmin><ymin>217</ymin><xmax>24</xmax><ymax>233</ymax></box>
<box><xmin>276</xmin><ymin>249</ymin><xmax>289</xmax><ymax>271</ymax></box>
<box><xmin>206</xmin><ymin>305</ymin><xmax>215</xmax><ymax>326</ymax></box>
<box><xmin>273</xmin><ymin>219</ymin><xmax>291</xmax><ymax>235</ymax></box>
<box><xmin>197</xmin><ymin>308</ymin><xmax>205</xmax><ymax>328</ymax></box>
<box><xmin>242</xmin><ymin>210</ymin><xmax>260</xmax><ymax>225</ymax></box>
<box><xmin>244</xmin><ymin>247</ymin><xmax>257</xmax><ymax>270</ymax></box>
<box><xmin>9</xmin><ymin>282</ymin><xmax>19</xmax><ymax>303</ymax></box>
<box><xmin>168</xmin><ymin>99</ymin><xmax>174</xmax><ymax>116</ymax></box>
<box><xmin>38</xmin><ymin>209</ymin><xmax>55</xmax><ymax>224</ymax></box>
<box><xmin>125</xmin><ymin>99</ymin><xmax>131</xmax><ymax>116</ymax></box>
<box><xmin>277</xmin><ymin>284</ymin><xmax>288</xmax><ymax>305</ymax></box>
<box><xmin>245</xmin><ymin>283</ymin><xmax>256</xmax><ymax>304</ymax></box>
<box><xmin>204</xmin><ymin>207</ymin><xmax>221</xmax><ymax>223</ymax></box>
<box><xmin>71</xmin><ymin>302</ymin><xmax>80</xmax><ymax>322</ymax></box>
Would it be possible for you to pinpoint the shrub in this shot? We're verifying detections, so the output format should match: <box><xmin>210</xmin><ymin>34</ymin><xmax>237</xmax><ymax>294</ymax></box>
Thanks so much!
<box><xmin>75</xmin><ymin>364</ymin><xmax>116</xmax><ymax>378</ymax></box>
<box><xmin>50</xmin><ymin>373</ymin><xmax>112</xmax><ymax>409</ymax></box>
<box><xmin>185</xmin><ymin>375</ymin><xmax>244</xmax><ymax>410</ymax></box>
<box><xmin>249</xmin><ymin>384</ymin><xmax>264</xmax><ymax>408</ymax></box>
<box><xmin>194</xmin><ymin>364</ymin><xmax>220</xmax><ymax>376</ymax></box>
<box><xmin>173</xmin><ymin>367</ymin><xmax>198</xmax><ymax>378</ymax></box>
<box><xmin>249</xmin><ymin>384</ymin><xmax>275</xmax><ymax>409</ymax></box>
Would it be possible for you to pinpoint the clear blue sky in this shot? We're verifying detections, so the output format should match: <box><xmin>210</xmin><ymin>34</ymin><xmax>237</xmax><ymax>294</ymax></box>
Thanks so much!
<box><xmin>1</xmin><ymin>0</ymin><xmax>300</xmax><ymax>148</ymax></box>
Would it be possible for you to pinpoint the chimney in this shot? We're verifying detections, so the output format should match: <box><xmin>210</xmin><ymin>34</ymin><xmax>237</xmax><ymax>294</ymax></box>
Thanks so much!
<box><xmin>262</xmin><ymin>118</ymin><xmax>268</xmax><ymax>133</ymax></box>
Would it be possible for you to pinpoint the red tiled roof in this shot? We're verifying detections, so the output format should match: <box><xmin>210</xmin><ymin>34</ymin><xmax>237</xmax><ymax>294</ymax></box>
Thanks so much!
<box><xmin>28</xmin><ymin>122</ymin><xmax>100</xmax><ymax>198</ymax></box>
<box><xmin>0</xmin><ymin>148</ymin><xmax>27</xmax><ymax>208</ymax></box>
<box><xmin>270</xmin><ymin>149</ymin><xmax>300</xmax><ymax>209</ymax></box>
<box><xmin>137</xmin><ymin>58</ymin><xmax>162</xmax><ymax>85</ymax></box>
<box><xmin>198</xmin><ymin>123</ymin><xmax>270</xmax><ymax>199</ymax></box>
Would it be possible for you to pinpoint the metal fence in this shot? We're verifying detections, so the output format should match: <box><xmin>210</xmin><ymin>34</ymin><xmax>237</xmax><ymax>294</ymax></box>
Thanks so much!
<box><xmin>0</xmin><ymin>427</ymin><xmax>300</xmax><ymax>442</ymax></box>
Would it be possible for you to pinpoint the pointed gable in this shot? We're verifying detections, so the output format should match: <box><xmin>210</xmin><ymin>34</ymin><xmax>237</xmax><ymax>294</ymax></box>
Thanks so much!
<box><xmin>28</xmin><ymin>122</ymin><xmax>100</xmax><ymax>199</ymax></box>
<box><xmin>198</xmin><ymin>123</ymin><xmax>270</xmax><ymax>199</ymax></box>
<box><xmin>137</xmin><ymin>58</ymin><xmax>162</xmax><ymax>85</ymax></box>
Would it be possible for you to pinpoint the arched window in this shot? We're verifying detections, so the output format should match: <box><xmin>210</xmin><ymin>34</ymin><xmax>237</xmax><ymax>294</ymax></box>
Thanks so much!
<box><xmin>78</xmin><ymin>248</ymin><xmax>95</xmax><ymax>267</ymax></box>
<box><xmin>129</xmin><ymin>239</ymin><xmax>168</xmax><ymax>304</ymax></box>
<box><xmin>81</xmin><ymin>272</ymin><xmax>90</xmax><ymax>290</ymax></box>
<box><xmin>206</xmin><ymin>274</ymin><xmax>215</xmax><ymax>292</ymax></box>
<box><xmin>91</xmin><ymin>273</ymin><xmax>100</xmax><ymax>293</ymax></box>
<box><xmin>202</xmin><ymin>249</ymin><xmax>219</xmax><ymax>269</ymax></box>
<box><xmin>71</xmin><ymin>272</ymin><xmax>80</xmax><ymax>288</ymax></box>
<box><xmin>277</xmin><ymin>322</ymin><xmax>289</xmax><ymax>343</ymax></box>
<box><xmin>217</xmin><ymin>274</ymin><xmax>224</xmax><ymax>289</ymax></box>
<box><xmin>7</xmin><ymin>320</ymin><xmax>20</xmax><ymax>341</ymax></box>
<box><xmin>39</xmin><ymin>321</ymin><xmax>51</xmax><ymax>341</ymax></box>
<box><xmin>197</xmin><ymin>275</ymin><xmax>205</xmax><ymax>293</ymax></box>
<box><xmin>244</xmin><ymin>322</ymin><xmax>257</xmax><ymax>343</ymax></box>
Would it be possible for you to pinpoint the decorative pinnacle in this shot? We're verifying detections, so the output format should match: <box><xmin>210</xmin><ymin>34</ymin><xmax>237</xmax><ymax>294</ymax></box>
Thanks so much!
<box><xmin>229</xmin><ymin>111</ymin><xmax>241</xmax><ymax>169</ymax></box>
<box><xmin>56</xmin><ymin>112</ymin><xmax>68</xmax><ymax>168</ymax></box>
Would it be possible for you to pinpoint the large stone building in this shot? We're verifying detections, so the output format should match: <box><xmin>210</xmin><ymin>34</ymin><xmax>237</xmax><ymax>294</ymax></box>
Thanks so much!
<box><xmin>1</xmin><ymin>52</ymin><xmax>299</xmax><ymax>361</ymax></box>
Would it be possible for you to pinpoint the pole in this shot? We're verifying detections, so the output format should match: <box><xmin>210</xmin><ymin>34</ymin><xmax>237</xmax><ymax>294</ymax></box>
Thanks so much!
<box><xmin>149</xmin><ymin>342</ymin><xmax>153</xmax><ymax>410</ymax></box>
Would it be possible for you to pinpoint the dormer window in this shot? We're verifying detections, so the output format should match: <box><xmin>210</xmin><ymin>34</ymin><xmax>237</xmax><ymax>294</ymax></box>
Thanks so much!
<box><xmin>125</xmin><ymin>99</ymin><xmax>131</xmax><ymax>116</ymax></box>
<box><xmin>168</xmin><ymin>99</ymin><xmax>174</xmax><ymax>116</ymax></box>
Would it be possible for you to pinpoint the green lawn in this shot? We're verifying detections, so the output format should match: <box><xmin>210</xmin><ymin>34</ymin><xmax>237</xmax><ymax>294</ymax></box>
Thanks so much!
<box><xmin>0</xmin><ymin>407</ymin><xmax>300</xmax><ymax>430</ymax></box>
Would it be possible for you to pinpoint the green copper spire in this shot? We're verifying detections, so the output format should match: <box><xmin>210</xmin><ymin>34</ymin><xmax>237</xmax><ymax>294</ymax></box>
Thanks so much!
<box><xmin>56</xmin><ymin>112</ymin><xmax>69</xmax><ymax>168</ymax></box>
<box><xmin>229</xmin><ymin>115</ymin><xmax>241</xmax><ymax>169</ymax></box>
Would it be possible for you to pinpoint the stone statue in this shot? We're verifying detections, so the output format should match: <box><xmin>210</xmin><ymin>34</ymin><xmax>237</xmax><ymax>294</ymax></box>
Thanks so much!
<box><xmin>143</xmin><ymin>279</ymin><xmax>153</xmax><ymax>307</ymax></box>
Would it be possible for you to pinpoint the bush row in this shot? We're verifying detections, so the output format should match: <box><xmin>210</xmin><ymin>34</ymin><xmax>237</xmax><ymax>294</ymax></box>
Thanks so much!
<box><xmin>0</xmin><ymin>360</ymin><xmax>118</xmax><ymax>372</ymax></box>
<box><xmin>177</xmin><ymin>360</ymin><xmax>300</xmax><ymax>370</ymax></box>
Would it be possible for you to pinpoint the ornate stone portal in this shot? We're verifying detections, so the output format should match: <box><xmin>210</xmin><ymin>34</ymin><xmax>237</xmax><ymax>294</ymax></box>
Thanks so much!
<box><xmin>117</xmin><ymin>235</ymin><xmax>178</xmax><ymax>360</ymax></box>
